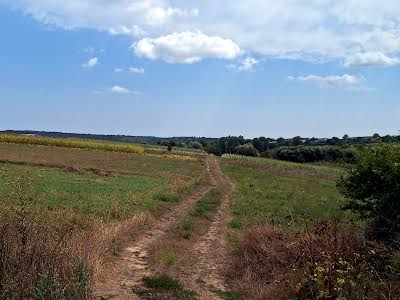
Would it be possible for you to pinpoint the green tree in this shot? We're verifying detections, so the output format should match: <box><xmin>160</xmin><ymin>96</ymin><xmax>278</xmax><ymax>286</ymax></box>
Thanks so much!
<box><xmin>338</xmin><ymin>145</ymin><xmax>400</xmax><ymax>243</ymax></box>
<box><xmin>235</xmin><ymin>143</ymin><xmax>259</xmax><ymax>157</ymax></box>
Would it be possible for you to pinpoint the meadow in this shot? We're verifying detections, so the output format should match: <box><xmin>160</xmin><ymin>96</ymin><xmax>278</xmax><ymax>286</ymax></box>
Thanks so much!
<box><xmin>0</xmin><ymin>139</ymin><xmax>204</xmax><ymax>299</ymax></box>
<box><xmin>221</xmin><ymin>155</ymin><xmax>399</xmax><ymax>300</ymax></box>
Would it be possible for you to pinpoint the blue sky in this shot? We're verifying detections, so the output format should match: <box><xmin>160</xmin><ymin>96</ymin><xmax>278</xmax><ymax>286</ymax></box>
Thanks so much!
<box><xmin>0</xmin><ymin>1</ymin><xmax>399</xmax><ymax>138</ymax></box>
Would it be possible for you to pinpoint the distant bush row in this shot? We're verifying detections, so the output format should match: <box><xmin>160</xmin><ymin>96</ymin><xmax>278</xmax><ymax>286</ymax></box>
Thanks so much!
<box><xmin>274</xmin><ymin>146</ymin><xmax>356</xmax><ymax>163</ymax></box>
<box><xmin>0</xmin><ymin>134</ymin><xmax>145</xmax><ymax>155</ymax></box>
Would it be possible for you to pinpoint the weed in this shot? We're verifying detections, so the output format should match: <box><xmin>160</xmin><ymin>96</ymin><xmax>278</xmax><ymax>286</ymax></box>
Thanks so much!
<box><xmin>152</xmin><ymin>192</ymin><xmax>179</xmax><ymax>203</ymax></box>
<box><xmin>143</xmin><ymin>274</ymin><xmax>182</xmax><ymax>290</ymax></box>
<box><xmin>181</xmin><ymin>218</ymin><xmax>195</xmax><ymax>230</ymax></box>
<box><xmin>210</xmin><ymin>286</ymin><xmax>244</xmax><ymax>300</ymax></box>
<box><xmin>193</xmin><ymin>188</ymin><xmax>221</xmax><ymax>218</ymax></box>
<box><xmin>179</xmin><ymin>231</ymin><xmax>192</xmax><ymax>239</ymax></box>
<box><xmin>144</xmin><ymin>198</ymin><xmax>158</xmax><ymax>212</ymax></box>
<box><xmin>228</xmin><ymin>219</ymin><xmax>244</xmax><ymax>229</ymax></box>
<box><xmin>160</xmin><ymin>249</ymin><xmax>178</xmax><ymax>266</ymax></box>
<box><xmin>73</xmin><ymin>260</ymin><xmax>91</xmax><ymax>295</ymax></box>
<box><xmin>140</xmin><ymin>275</ymin><xmax>197</xmax><ymax>300</ymax></box>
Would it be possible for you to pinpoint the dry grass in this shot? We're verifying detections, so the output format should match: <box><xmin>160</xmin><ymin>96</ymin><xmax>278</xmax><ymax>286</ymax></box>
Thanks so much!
<box><xmin>0</xmin><ymin>198</ymin><xmax>149</xmax><ymax>299</ymax></box>
<box><xmin>229</xmin><ymin>221</ymin><xmax>400</xmax><ymax>300</ymax></box>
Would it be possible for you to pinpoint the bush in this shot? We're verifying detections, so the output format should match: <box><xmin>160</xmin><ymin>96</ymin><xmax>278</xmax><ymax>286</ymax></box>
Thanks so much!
<box><xmin>275</xmin><ymin>146</ymin><xmax>356</xmax><ymax>163</ymax></box>
<box><xmin>235</xmin><ymin>143</ymin><xmax>259</xmax><ymax>157</ymax></box>
<box><xmin>338</xmin><ymin>145</ymin><xmax>400</xmax><ymax>243</ymax></box>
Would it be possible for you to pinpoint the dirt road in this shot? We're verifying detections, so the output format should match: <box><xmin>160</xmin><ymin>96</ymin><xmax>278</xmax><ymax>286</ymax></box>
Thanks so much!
<box><xmin>95</xmin><ymin>155</ymin><xmax>234</xmax><ymax>299</ymax></box>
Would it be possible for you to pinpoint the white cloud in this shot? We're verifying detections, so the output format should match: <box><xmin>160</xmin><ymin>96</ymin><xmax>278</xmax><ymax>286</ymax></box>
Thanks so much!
<box><xmin>128</xmin><ymin>67</ymin><xmax>145</xmax><ymax>74</ymax></box>
<box><xmin>3</xmin><ymin>1</ymin><xmax>400</xmax><ymax>63</ymax></box>
<box><xmin>81</xmin><ymin>57</ymin><xmax>98</xmax><ymax>68</ymax></box>
<box><xmin>114</xmin><ymin>67</ymin><xmax>145</xmax><ymax>74</ymax></box>
<box><xmin>84</xmin><ymin>47</ymin><xmax>104</xmax><ymax>54</ymax></box>
<box><xmin>110</xmin><ymin>85</ymin><xmax>141</xmax><ymax>95</ymax></box>
<box><xmin>344</xmin><ymin>52</ymin><xmax>400</xmax><ymax>68</ymax></box>
<box><xmin>228</xmin><ymin>57</ymin><xmax>259</xmax><ymax>72</ymax></box>
<box><xmin>288</xmin><ymin>74</ymin><xmax>366</xmax><ymax>90</ymax></box>
<box><xmin>133</xmin><ymin>31</ymin><xmax>240</xmax><ymax>63</ymax></box>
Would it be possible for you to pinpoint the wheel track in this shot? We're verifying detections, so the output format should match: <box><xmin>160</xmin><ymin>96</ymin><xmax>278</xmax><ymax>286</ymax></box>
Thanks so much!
<box><xmin>180</xmin><ymin>157</ymin><xmax>235</xmax><ymax>299</ymax></box>
<box><xmin>95</xmin><ymin>156</ymin><xmax>217</xmax><ymax>299</ymax></box>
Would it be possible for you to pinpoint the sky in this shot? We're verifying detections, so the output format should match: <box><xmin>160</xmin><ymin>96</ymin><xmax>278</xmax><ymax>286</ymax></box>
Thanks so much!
<box><xmin>0</xmin><ymin>1</ymin><xmax>399</xmax><ymax>138</ymax></box>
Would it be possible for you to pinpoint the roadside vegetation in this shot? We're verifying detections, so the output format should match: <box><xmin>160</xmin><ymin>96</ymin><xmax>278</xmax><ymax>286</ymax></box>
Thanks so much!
<box><xmin>223</xmin><ymin>144</ymin><xmax>400</xmax><ymax>300</ymax></box>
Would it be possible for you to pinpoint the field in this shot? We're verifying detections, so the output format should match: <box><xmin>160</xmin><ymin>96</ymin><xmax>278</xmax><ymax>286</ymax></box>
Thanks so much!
<box><xmin>1</xmin><ymin>137</ymin><xmax>398</xmax><ymax>300</ymax></box>
<box><xmin>222</xmin><ymin>164</ymin><xmax>348</xmax><ymax>229</ymax></box>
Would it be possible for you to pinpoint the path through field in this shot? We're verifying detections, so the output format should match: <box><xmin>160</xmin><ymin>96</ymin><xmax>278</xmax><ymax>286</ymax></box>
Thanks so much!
<box><xmin>95</xmin><ymin>155</ymin><xmax>234</xmax><ymax>299</ymax></box>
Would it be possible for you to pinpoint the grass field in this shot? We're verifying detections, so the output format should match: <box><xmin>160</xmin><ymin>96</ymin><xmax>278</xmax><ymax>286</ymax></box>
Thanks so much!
<box><xmin>0</xmin><ymin>140</ymin><xmax>206</xmax><ymax>299</ymax></box>
<box><xmin>0</xmin><ymin>142</ymin><xmax>204</xmax><ymax>222</ymax></box>
<box><xmin>223</xmin><ymin>164</ymin><xmax>348</xmax><ymax>229</ymax></box>
<box><xmin>222</xmin><ymin>153</ymin><xmax>343</xmax><ymax>177</ymax></box>
<box><xmin>0</xmin><ymin>163</ymin><xmax>171</xmax><ymax>221</ymax></box>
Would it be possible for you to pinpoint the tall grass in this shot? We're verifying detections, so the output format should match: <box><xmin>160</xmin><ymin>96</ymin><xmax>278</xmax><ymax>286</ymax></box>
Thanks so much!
<box><xmin>0</xmin><ymin>134</ymin><xmax>145</xmax><ymax>155</ymax></box>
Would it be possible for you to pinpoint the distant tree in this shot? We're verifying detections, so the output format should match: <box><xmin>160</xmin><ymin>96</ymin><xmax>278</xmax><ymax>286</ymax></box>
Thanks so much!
<box><xmin>343</xmin><ymin>134</ymin><xmax>349</xmax><ymax>140</ymax></box>
<box><xmin>235</xmin><ymin>143</ymin><xmax>259</xmax><ymax>157</ymax></box>
<box><xmin>187</xmin><ymin>141</ymin><xmax>203</xmax><ymax>150</ymax></box>
<box><xmin>373</xmin><ymin>133</ymin><xmax>381</xmax><ymax>139</ymax></box>
<box><xmin>327</xmin><ymin>137</ymin><xmax>341</xmax><ymax>146</ymax></box>
<box><xmin>338</xmin><ymin>145</ymin><xmax>400</xmax><ymax>243</ymax></box>
<box><xmin>167</xmin><ymin>140</ymin><xmax>176</xmax><ymax>152</ymax></box>
<box><xmin>276</xmin><ymin>137</ymin><xmax>285</xmax><ymax>146</ymax></box>
<box><xmin>292</xmin><ymin>136</ymin><xmax>303</xmax><ymax>146</ymax></box>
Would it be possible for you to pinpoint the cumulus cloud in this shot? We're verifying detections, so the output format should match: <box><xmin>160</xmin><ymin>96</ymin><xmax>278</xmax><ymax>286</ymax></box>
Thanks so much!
<box><xmin>228</xmin><ymin>57</ymin><xmax>259</xmax><ymax>72</ymax></box>
<box><xmin>288</xmin><ymin>74</ymin><xmax>366</xmax><ymax>90</ymax></box>
<box><xmin>344</xmin><ymin>52</ymin><xmax>400</xmax><ymax>68</ymax></box>
<box><xmin>133</xmin><ymin>31</ymin><xmax>240</xmax><ymax>63</ymax></box>
<box><xmin>3</xmin><ymin>1</ymin><xmax>400</xmax><ymax>63</ymax></box>
<box><xmin>81</xmin><ymin>57</ymin><xmax>98</xmax><ymax>68</ymax></box>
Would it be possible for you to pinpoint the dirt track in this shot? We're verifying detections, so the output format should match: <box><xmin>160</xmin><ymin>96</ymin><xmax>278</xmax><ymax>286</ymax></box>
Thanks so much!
<box><xmin>95</xmin><ymin>155</ymin><xmax>234</xmax><ymax>300</ymax></box>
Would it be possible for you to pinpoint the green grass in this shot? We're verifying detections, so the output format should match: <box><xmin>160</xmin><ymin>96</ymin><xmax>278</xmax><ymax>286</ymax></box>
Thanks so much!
<box><xmin>181</xmin><ymin>218</ymin><xmax>195</xmax><ymax>230</ymax></box>
<box><xmin>0</xmin><ymin>163</ymin><xmax>170</xmax><ymax>221</ymax></box>
<box><xmin>223</xmin><ymin>164</ymin><xmax>349</xmax><ymax>229</ymax></box>
<box><xmin>160</xmin><ymin>249</ymin><xmax>178</xmax><ymax>266</ymax></box>
<box><xmin>222</xmin><ymin>154</ymin><xmax>343</xmax><ymax>177</ymax></box>
<box><xmin>140</xmin><ymin>275</ymin><xmax>197</xmax><ymax>300</ymax></box>
<box><xmin>193</xmin><ymin>188</ymin><xmax>221</xmax><ymax>218</ymax></box>
<box><xmin>152</xmin><ymin>191</ymin><xmax>179</xmax><ymax>203</ymax></box>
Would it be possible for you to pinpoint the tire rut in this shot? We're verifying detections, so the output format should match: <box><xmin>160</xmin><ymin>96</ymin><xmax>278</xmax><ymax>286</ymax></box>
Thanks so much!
<box><xmin>181</xmin><ymin>157</ymin><xmax>235</xmax><ymax>299</ymax></box>
<box><xmin>94</xmin><ymin>156</ymin><xmax>217</xmax><ymax>299</ymax></box>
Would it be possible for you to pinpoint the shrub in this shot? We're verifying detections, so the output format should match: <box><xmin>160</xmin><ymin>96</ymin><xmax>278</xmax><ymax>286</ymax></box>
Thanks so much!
<box><xmin>275</xmin><ymin>146</ymin><xmax>356</xmax><ymax>163</ymax></box>
<box><xmin>234</xmin><ymin>143</ymin><xmax>259</xmax><ymax>157</ymax></box>
<box><xmin>338</xmin><ymin>145</ymin><xmax>400</xmax><ymax>243</ymax></box>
